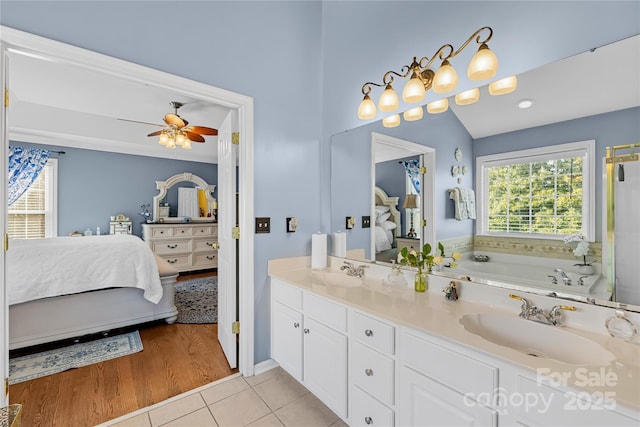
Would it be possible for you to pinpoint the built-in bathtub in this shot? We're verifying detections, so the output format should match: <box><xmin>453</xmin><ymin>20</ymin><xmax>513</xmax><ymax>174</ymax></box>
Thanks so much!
<box><xmin>438</xmin><ymin>252</ymin><xmax>610</xmax><ymax>302</ymax></box>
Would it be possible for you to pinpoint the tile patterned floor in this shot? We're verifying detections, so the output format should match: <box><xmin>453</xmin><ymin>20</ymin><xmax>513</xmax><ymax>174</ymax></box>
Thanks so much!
<box><xmin>100</xmin><ymin>367</ymin><xmax>348</xmax><ymax>427</ymax></box>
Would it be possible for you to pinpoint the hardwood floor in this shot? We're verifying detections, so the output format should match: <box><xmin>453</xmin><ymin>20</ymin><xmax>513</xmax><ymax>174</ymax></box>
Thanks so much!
<box><xmin>9</xmin><ymin>272</ymin><xmax>235</xmax><ymax>427</ymax></box>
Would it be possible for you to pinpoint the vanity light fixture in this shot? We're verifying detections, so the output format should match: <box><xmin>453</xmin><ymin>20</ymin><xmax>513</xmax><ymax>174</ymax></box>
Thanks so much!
<box><xmin>455</xmin><ymin>87</ymin><xmax>480</xmax><ymax>105</ymax></box>
<box><xmin>426</xmin><ymin>98</ymin><xmax>449</xmax><ymax>114</ymax></box>
<box><xmin>357</xmin><ymin>26</ymin><xmax>499</xmax><ymax>121</ymax></box>
<box><xmin>403</xmin><ymin>106</ymin><xmax>424</xmax><ymax>122</ymax></box>
<box><xmin>382</xmin><ymin>114</ymin><xmax>401</xmax><ymax>128</ymax></box>
<box><xmin>489</xmin><ymin>75</ymin><xmax>518</xmax><ymax>95</ymax></box>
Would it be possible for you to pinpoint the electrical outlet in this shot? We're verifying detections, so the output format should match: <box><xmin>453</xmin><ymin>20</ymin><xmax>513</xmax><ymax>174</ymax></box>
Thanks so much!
<box><xmin>362</xmin><ymin>216</ymin><xmax>371</xmax><ymax>228</ymax></box>
<box><xmin>255</xmin><ymin>217</ymin><xmax>270</xmax><ymax>233</ymax></box>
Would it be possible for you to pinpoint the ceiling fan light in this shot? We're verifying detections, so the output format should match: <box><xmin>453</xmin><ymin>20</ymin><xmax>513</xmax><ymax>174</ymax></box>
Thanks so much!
<box><xmin>158</xmin><ymin>132</ymin><xmax>169</xmax><ymax>146</ymax></box>
<box><xmin>176</xmin><ymin>132</ymin><xmax>186</xmax><ymax>146</ymax></box>
<box><xmin>489</xmin><ymin>75</ymin><xmax>518</xmax><ymax>95</ymax></box>
<box><xmin>432</xmin><ymin>60</ymin><xmax>458</xmax><ymax>94</ymax></box>
<box><xmin>358</xmin><ymin>94</ymin><xmax>377</xmax><ymax>120</ymax></box>
<box><xmin>378</xmin><ymin>83</ymin><xmax>400</xmax><ymax>112</ymax></box>
<box><xmin>455</xmin><ymin>88</ymin><xmax>480</xmax><ymax>106</ymax></box>
<box><xmin>467</xmin><ymin>43</ymin><xmax>498</xmax><ymax>81</ymax></box>
<box><xmin>402</xmin><ymin>74</ymin><xmax>426</xmax><ymax>103</ymax></box>
<box><xmin>382</xmin><ymin>114</ymin><xmax>401</xmax><ymax>128</ymax></box>
<box><xmin>427</xmin><ymin>98</ymin><xmax>449</xmax><ymax>114</ymax></box>
<box><xmin>166</xmin><ymin>137</ymin><xmax>176</xmax><ymax>149</ymax></box>
<box><xmin>403</xmin><ymin>106</ymin><xmax>424</xmax><ymax>122</ymax></box>
<box><xmin>182</xmin><ymin>139</ymin><xmax>192</xmax><ymax>150</ymax></box>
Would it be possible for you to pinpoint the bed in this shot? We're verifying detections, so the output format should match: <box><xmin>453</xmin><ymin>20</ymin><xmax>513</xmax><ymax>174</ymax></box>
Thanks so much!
<box><xmin>374</xmin><ymin>186</ymin><xmax>402</xmax><ymax>261</ymax></box>
<box><xmin>8</xmin><ymin>234</ymin><xmax>179</xmax><ymax>350</ymax></box>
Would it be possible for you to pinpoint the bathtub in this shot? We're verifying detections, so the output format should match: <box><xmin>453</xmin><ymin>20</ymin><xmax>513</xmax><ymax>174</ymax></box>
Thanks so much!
<box><xmin>438</xmin><ymin>252</ymin><xmax>610</xmax><ymax>301</ymax></box>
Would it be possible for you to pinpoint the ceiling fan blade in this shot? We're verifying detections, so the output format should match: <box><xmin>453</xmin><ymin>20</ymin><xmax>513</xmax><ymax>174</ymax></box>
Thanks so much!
<box><xmin>164</xmin><ymin>113</ymin><xmax>186</xmax><ymax>128</ymax></box>
<box><xmin>117</xmin><ymin>118</ymin><xmax>163</xmax><ymax>127</ymax></box>
<box><xmin>147</xmin><ymin>130</ymin><xmax>164</xmax><ymax>137</ymax></box>
<box><xmin>185</xmin><ymin>126</ymin><xmax>218</xmax><ymax>136</ymax></box>
<box><xmin>184</xmin><ymin>131</ymin><xmax>206</xmax><ymax>142</ymax></box>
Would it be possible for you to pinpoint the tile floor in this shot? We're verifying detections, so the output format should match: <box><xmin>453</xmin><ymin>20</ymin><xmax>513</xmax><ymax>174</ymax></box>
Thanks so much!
<box><xmin>100</xmin><ymin>367</ymin><xmax>348</xmax><ymax>427</ymax></box>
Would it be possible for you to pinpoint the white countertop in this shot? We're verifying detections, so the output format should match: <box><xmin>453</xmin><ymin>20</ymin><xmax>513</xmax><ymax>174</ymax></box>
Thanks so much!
<box><xmin>268</xmin><ymin>256</ymin><xmax>640</xmax><ymax>413</ymax></box>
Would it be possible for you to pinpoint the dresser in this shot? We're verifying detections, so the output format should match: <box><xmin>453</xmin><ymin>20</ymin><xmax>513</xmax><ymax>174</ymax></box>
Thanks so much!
<box><xmin>142</xmin><ymin>223</ymin><xmax>218</xmax><ymax>272</ymax></box>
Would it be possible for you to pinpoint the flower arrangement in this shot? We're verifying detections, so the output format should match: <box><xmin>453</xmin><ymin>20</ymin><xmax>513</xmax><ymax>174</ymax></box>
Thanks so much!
<box><xmin>563</xmin><ymin>232</ymin><xmax>592</xmax><ymax>266</ymax></box>
<box><xmin>139</xmin><ymin>204</ymin><xmax>152</xmax><ymax>223</ymax></box>
<box><xmin>397</xmin><ymin>242</ymin><xmax>462</xmax><ymax>292</ymax></box>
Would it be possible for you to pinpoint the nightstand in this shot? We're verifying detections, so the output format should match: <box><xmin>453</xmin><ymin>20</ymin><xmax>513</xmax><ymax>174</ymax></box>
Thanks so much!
<box><xmin>396</xmin><ymin>236</ymin><xmax>420</xmax><ymax>252</ymax></box>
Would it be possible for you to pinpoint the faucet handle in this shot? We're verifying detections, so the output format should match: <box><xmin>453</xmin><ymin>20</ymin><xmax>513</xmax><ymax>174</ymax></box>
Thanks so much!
<box><xmin>553</xmin><ymin>305</ymin><xmax>576</xmax><ymax>312</ymax></box>
<box><xmin>509</xmin><ymin>293</ymin><xmax>525</xmax><ymax>302</ymax></box>
<box><xmin>577</xmin><ymin>276</ymin><xmax>589</xmax><ymax>286</ymax></box>
<box><xmin>550</xmin><ymin>304</ymin><xmax>576</xmax><ymax>326</ymax></box>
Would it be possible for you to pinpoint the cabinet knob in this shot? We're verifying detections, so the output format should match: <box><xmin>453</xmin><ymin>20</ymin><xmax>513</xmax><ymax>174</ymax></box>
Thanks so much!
<box><xmin>303</xmin><ymin>328</ymin><xmax>310</xmax><ymax>334</ymax></box>
<box><xmin>365</xmin><ymin>416</ymin><xmax>373</xmax><ymax>425</ymax></box>
<box><xmin>364</xmin><ymin>329</ymin><xmax>373</xmax><ymax>337</ymax></box>
<box><xmin>365</xmin><ymin>368</ymin><xmax>374</xmax><ymax>376</ymax></box>
<box><xmin>293</xmin><ymin>322</ymin><xmax>300</xmax><ymax>328</ymax></box>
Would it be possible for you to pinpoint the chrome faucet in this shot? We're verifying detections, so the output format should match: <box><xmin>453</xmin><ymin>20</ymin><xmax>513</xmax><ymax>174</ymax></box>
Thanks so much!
<box><xmin>553</xmin><ymin>268</ymin><xmax>572</xmax><ymax>286</ymax></box>
<box><xmin>509</xmin><ymin>294</ymin><xmax>576</xmax><ymax>326</ymax></box>
<box><xmin>340</xmin><ymin>261</ymin><xmax>368</xmax><ymax>278</ymax></box>
<box><xmin>547</xmin><ymin>275</ymin><xmax>558</xmax><ymax>285</ymax></box>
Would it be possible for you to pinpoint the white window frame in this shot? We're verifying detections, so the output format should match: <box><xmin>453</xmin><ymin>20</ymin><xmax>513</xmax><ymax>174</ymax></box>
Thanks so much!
<box><xmin>8</xmin><ymin>158</ymin><xmax>58</xmax><ymax>238</ymax></box>
<box><xmin>476</xmin><ymin>140</ymin><xmax>595</xmax><ymax>241</ymax></box>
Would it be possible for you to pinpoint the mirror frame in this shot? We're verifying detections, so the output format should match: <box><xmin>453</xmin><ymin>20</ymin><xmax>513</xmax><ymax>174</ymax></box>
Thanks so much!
<box><xmin>152</xmin><ymin>172</ymin><xmax>217</xmax><ymax>222</ymax></box>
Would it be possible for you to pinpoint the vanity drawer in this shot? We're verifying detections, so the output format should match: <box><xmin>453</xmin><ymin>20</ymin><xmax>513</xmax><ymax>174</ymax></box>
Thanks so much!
<box><xmin>350</xmin><ymin>310</ymin><xmax>395</xmax><ymax>355</ymax></box>
<box><xmin>400</xmin><ymin>328</ymin><xmax>498</xmax><ymax>399</ymax></box>
<box><xmin>350</xmin><ymin>340</ymin><xmax>394</xmax><ymax>406</ymax></box>
<box><xmin>152</xmin><ymin>240</ymin><xmax>191</xmax><ymax>255</ymax></box>
<box><xmin>272</xmin><ymin>279</ymin><xmax>303</xmax><ymax>311</ymax></box>
<box><xmin>350</xmin><ymin>385</ymin><xmax>394</xmax><ymax>427</ymax></box>
<box><xmin>303</xmin><ymin>292</ymin><xmax>347</xmax><ymax>333</ymax></box>
<box><xmin>193</xmin><ymin>239</ymin><xmax>217</xmax><ymax>252</ymax></box>
<box><xmin>193</xmin><ymin>252</ymin><xmax>217</xmax><ymax>267</ymax></box>
<box><xmin>158</xmin><ymin>254</ymin><xmax>190</xmax><ymax>269</ymax></box>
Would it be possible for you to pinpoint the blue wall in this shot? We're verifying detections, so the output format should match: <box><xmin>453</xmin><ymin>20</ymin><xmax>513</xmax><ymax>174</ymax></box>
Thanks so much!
<box><xmin>11</xmin><ymin>141</ymin><xmax>217</xmax><ymax>237</ymax></box>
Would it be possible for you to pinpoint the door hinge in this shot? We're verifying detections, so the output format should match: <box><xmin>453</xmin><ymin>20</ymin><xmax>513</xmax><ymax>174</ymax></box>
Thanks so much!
<box><xmin>419</xmin><ymin>166</ymin><xmax>426</xmax><ymax>174</ymax></box>
<box><xmin>4</xmin><ymin>88</ymin><xmax>9</xmax><ymax>108</ymax></box>
<box><xmin>232</xmin><ymin>132</ymin><xmax>240</xmax><ymax>145</ymax></box>
<box><xmin>420</xmin><ymin>219</ymin><xmax>427</xmax><ymax>227</ymax></box>
<box><xmin>5</xmin><ymin>377</ymin><xmax>8</xmax><ymax>396</ymax></box>
<box><xmin>232</xmin><ymin>321</ymin><xmax>240</xmax><ymax>334</ymax></box>
<box><xmin>232</xmin><ymin>227</ymin><xmax>240</xmax><ymax>240</ymax></box>
<box><xmin>4</xmin><ymin>234</ymin><xmax>8</xmax><ymax>252</ymax></box>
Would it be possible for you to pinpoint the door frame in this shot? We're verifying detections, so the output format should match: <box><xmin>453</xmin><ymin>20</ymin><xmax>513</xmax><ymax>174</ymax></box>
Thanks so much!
<box><xmin>0</xmin><ymin>27</ymin><xmax>256</xmax><ymax>394</ymax></box>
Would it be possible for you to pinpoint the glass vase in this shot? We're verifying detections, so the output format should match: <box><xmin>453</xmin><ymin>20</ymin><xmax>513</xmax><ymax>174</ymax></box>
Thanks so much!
<box><xmin>414</xmin><ymin>270</ymin><xmax>428</xmax><ymax>292</ymax></box>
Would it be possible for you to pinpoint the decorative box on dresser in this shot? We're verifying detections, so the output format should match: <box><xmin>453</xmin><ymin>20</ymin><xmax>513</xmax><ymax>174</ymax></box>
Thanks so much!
<box><xmin>141</xmin><ymin>222</ymin><xmax>218</xmax><ymax>272</ymax></box>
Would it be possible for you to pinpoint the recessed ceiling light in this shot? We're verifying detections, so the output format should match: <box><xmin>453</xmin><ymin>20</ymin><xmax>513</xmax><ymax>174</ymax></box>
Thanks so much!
<box><xmin>518</xmin><ymin>98</ymin><xmax>535</xmax><ymax>109</ymax></box>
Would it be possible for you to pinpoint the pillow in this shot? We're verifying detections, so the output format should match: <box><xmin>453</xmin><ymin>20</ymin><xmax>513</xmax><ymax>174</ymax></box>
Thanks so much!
<box><xmin>375</xmin><ymin>205</ymin><xmax>390</xmax><ymax>214</ymax></box>
<box><xmin>379</xmin><ymin>220</ymin><xmax>397</xmax><ymax>230</ymax></box>
<box><xmin>376</xmin><ymin>212</ymin><xmax>391</xmax><ymax>224</ymax></box>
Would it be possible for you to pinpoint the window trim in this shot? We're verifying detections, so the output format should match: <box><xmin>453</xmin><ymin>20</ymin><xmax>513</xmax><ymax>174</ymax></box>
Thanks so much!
<box><xmin>475</xmin><ymin>140</ymin><xmax>595</xmax><ymax>241</ymax></box>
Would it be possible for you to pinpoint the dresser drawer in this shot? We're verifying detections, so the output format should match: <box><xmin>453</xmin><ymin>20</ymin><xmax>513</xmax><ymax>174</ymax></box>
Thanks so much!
<box><xmin>304</xmin><ymin>292</ymin><xmax>347</xmax><ymax>333</ymax></box>
<box><xmin>150</xmin><ymin>227</ymin><xmax>174</xmax><ymax>238</ymax></box>
<box><xmin>173</xmin><ymin>226</ymin><xmax>194</xmax><ymax>237</ymax></box>
<box><xmin>272</xmin><ymin>279</ymin><xmax>303</xmax><ymax>311</ymax></box>
<box><xmin>159</xmin><ymin>254</ymin><xmax>190</xmax><ymax>269</ymax></box>
<box><xmin>350</xmin><ymin>385</ymin><xmax>394</xmax><ymax>427</ymax></box>
<box><xmin>350</xmin><ymin>310</ymin><xmax>395</xmax><ymax>355</ymax></box>
<box><xmin>193</xmin><ymin>252</ymin><xmax>218</xmax><ymax>267</ymax></box>
<box><xmin>350</xmin><ymin>340</ymin><xmax>394</xmax><ymax>406</ymax></box>
<box><xmin>193</xmin><ymin>239</ymin><xmax>217</xmax><ymax>252</ymax></box>
<box><xmin>152</xmin><ymin>240</ymin><xmax>191</xmax><ymax>255</ymax></box>
<box><xmin>192</xmin><ymin>226</ymin><xmax>214</xmax><ymax>236</ymax></box>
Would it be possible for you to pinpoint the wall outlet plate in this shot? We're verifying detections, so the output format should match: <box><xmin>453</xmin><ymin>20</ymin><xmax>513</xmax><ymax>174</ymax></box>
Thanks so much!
<box><xmin>362</xmin><ymin>216</ymin><xmax>371</xmax><ymax>228</ymax></box>
<box><xmin>255</xmin><ymin>217</ymin><xmax>270</xmax><ymax>233</ymax></box>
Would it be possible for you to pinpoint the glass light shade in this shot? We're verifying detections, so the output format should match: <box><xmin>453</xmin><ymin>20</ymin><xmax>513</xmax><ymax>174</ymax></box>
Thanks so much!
<box><xmin>357</xmin><ymin>95</ymin><xmax>377</xmax><ymax>120</ymax></box>
<box><xmin>489</xmin><ymin>75</ymin><xmax>518</xmax><ymax>95</ymax></box>
<box><xmin>402</xmin><ymin>75</ymin><xmax>426</xmax><ymax>103</ymax></box>
<box><xmin>182</xmin><ymin>139</ymin><xmax>192</xmax><ymax>149</ymax></box>
<box><xmin>382</xmin><ymin>114</ymin><xmax>401</xmax><ymax>128</ymax></box>
<box><xmin>176</xmin><ymin>133</ymin><xmax>186</xmax><ymax>146</ymax></box>
<box><xmin>467</xmin><ymin>44</ymin><xmax>498</xmax><ymax>81</ymax></box>
<box><xmin>158</xmin><ymin>132</ymin><xmax>169</xmax><ymax>146</ymax></box>
<box><xmin>426</xmin><ymin>98</ymin><xmax>449</xmax><ymax>114</ymax></box>
<box><xmin>455</xmin><ymin>88</ymin><xmax>480</xmax><ymax>106</ymax></box>
<box><xmin>378</xmin><ymin>84</ymin><xmax>400</xmax><ymax>112</ymax></box>
<box><xmin>166</xmin><ymin>137</ymin><xmax>176</xmax><ymax>148</ymax></box>
<box><xmin>403</xmin><ymin>106</ymin><xmax>424</xmax><ymax>121</ymax></box>
<box><xmin>432</xmin><ymin>61</ymin><xmax>458</xmax><ymax>93</ymax></box>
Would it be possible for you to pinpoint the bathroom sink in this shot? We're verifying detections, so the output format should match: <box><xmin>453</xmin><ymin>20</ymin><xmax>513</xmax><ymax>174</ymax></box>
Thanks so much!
<box><xmin>312</xmin><ymin>271</ymin><xmax>363</xmax><ymax>288</ymax></box>
<box><xmin>459</xmin><ymin>313</ymin><xmax>616</xmax><ymax>366</ymax></box>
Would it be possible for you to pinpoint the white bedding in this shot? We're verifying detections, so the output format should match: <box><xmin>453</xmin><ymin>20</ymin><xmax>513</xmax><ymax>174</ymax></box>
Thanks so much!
<box><xmin>7</xmin><ymin>234</ymin><xmax>163</xmax><ymax>305</ymax></box>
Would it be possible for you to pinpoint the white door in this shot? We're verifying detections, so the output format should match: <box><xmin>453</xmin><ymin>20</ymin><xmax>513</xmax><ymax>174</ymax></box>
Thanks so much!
<box><xmin>0</xmin><ymin>43</ymin><xmax>9</xmax><ymax>406</ymax></box>
<box><xmin>217</xmin><ymin>111</ymin><xmax>238</xmax><ymax>368</ymax></box>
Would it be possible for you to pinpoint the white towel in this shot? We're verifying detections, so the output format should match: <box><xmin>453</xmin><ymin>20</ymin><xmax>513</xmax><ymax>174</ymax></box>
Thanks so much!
<box><xmin>452</xmin><ymin>187</ymin><xmax>476</xmax><ymax>221</ymax></box>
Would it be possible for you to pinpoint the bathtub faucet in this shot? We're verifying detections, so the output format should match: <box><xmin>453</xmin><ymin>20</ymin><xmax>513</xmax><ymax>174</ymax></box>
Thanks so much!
<box><xmin>553</xmin><ymin>268</ymin><xmax>572</xmax><ymax>286</ymax></box>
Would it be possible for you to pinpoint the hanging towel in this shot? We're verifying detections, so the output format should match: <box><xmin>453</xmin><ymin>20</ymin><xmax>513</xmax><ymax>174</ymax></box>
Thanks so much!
<box><xmin>452</xmin><ymin>187</ymin><xmax>476</xmax><ymax>221</ymax></box>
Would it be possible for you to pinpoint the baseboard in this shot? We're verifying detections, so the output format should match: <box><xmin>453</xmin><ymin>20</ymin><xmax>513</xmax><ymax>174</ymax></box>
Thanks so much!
<box><xmin>253</xmin><ymin>358</ymin><xmax>279</xmax><ymax>376</ymax></box>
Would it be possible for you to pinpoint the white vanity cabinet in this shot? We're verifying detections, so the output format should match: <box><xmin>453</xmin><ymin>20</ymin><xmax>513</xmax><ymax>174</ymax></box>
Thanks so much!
<box><xmin>270</xmin><ymin>278</ymin><xmax>348</xmax><ymax>419</ymax></box>
<box><xmin>141</xmin><ymin>223</ymin><xmax>218</xmax><ymax>272</ymax></box>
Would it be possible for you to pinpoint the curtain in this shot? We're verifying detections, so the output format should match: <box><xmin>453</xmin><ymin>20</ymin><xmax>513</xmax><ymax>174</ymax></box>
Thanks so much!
<box><xmin>8</xmin><ymin>146</ymin><xmax>51</xmax><ymax>206</ymax></box>
<box><xmin>401</xmin><ymin>159</ymin><xmax>421</xmax><ymax>194</ymax></box>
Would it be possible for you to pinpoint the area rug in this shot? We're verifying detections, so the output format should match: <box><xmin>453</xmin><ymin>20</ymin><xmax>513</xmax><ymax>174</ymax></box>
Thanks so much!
<box><xmin>9</xmin><ymin>331</ymin><xmax>143</xmax><ymax>385</ymax></box>
<box><xmin>174</xmin><ymin>276</ymin><xmax>218</xmax><ymax>324</ymax></box>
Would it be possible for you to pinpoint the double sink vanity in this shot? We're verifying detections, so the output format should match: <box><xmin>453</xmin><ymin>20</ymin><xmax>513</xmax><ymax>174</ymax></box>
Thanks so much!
<box><xmin>269</xmin><ymin>256</ymin><xmax>640</xmax><ymax>426</ymax></box>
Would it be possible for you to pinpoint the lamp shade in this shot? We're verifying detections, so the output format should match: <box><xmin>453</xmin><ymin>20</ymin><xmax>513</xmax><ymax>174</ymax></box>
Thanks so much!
<box><xmin>488</xmin><ymin>75</ymin><xmax>517</xmax><ymax>95</ymax></box>
<box><xmin>358</xmin><ymin>95</ymin><xmax>377</xmax><ymax>120</ymax></box>
<box><xmin>432</xmin><ymin>60</ymin><xmax>458</xmax><ymax>94</ymax></box>
<box><xmin>402</xmin><ymin>74</ymin><xmax>426</xmax><ymax>103</ymax></box>
<box><xmin>403</xmin><ymin>106</ymin><xmax>424</xmax><ymax>122</ymax></box>
<box><xmin>382</xmin><ymin>114</ymin><xmax>401</xmax><ymax>128</ymax></box>
<box><xmin>403</xmin><ymin>194</ymin><xmax>418</xmax><ymax>209</ymax></box>
<box><xmin>427</xmin><ymin>98</ymin><xmax>449</xmax><ymax>114</ymax></box>
<box><xmin>467</xmin><ymin>44</ymin><xmax>498</xmax><ymax>81</ymax></box>
<box><xmin>455</xmin><ymin>88</ymin><xmax>480</xmax><ymax>106</ymax></box>
<box><xmin>378</xmin><ymin>84</ymin><xmax>400</xmax><ymax>112</ymax></box>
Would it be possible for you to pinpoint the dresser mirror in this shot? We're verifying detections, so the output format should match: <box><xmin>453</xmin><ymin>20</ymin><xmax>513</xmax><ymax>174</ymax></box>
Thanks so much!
<box><xmin>152</xmin><ymin>172</ymin><xmax>217</xmax><ymax>223</ymax></box>
<box><xmin>330</xmin><ymin>35</ymin><xmax>639</xmax><ymax>312</ymax></box>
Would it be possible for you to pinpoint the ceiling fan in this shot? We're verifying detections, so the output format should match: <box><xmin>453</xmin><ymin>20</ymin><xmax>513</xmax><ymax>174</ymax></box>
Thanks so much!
<box><xmin>119</xmin><ymin>101</ymin><xmax>218</xmax><ymax>149</ymax></box>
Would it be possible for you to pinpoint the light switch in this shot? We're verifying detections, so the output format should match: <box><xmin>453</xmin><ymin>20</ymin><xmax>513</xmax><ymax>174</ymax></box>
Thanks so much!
<box><xmin>255</xmin><ymin>217</ymin><xmax>270</xmax><ymax>233</ymax></box>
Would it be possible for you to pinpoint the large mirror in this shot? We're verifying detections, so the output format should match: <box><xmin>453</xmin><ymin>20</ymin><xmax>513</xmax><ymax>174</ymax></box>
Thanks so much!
<box><xmin>330</xmin><ymin>34</ymin><xmax>640</xmax><ymax>311</ymax></box>
<box><xmin>152</xmin><ymin>172</ymin><xmax>217</xmax><ymax>222</ymax></box>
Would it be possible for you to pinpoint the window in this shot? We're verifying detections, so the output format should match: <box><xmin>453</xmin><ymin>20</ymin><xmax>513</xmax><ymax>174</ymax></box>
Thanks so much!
<box><xmin>8</xmin><ymin>159</ymin><xmax>58</xmax><ymax>238</ymax></box>
<box><xmin>476</xmin><ymin>141</ymin><xmax>595</xmax><ymax>240</ymax></box>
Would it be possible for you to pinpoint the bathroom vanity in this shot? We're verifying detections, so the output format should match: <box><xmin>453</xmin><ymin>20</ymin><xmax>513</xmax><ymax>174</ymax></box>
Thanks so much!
<box><xmin>269</xmin><ymin>256</ymin><xmax>640</xmax><ymax>426</ymax></box>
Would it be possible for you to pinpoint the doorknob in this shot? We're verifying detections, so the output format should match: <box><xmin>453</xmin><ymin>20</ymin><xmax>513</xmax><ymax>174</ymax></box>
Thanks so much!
<box><xmin>210</xmin><ymin>242</ymin><xmax>220</xmax><ymax>250</ymax></box>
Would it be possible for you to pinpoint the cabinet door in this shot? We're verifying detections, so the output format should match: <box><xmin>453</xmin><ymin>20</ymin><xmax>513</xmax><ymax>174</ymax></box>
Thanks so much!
<box><xmin>303</xmin><ymin>317</ymin><xmax>348</xmax><ymax>419</ymax></box>
<box><xmin>271</xmin><ymin>301</ymin><xmax>303</xmax><ymax>381</ymax></box>
<box><xmin>399</xmin><ymin>367</ymin><xmax>497</xmax><ymax>427</ymax></box>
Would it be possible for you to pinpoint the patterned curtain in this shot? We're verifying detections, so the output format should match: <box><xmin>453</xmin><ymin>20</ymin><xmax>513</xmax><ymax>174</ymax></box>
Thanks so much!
<box><xmin>401</xmin><ymin>159</ymin><xmax>420</xmax><ymax>194</ymax></box>
<box><xmin>8</xmin><ymin>146</ymin><xmax>51</xmax><ymax>206</ymax></box>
